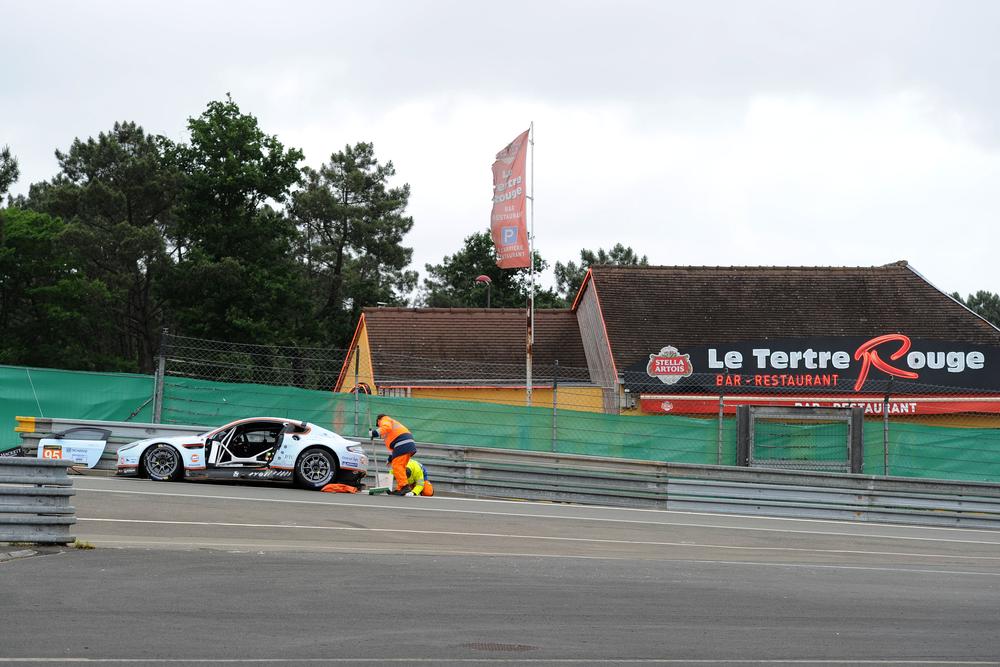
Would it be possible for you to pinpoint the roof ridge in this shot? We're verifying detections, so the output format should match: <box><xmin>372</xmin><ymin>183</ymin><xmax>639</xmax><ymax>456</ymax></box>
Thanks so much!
<box><xmin>590</xmin><ymin>263</ymin><xmax>910</xmax><ymax>271</ymax></box>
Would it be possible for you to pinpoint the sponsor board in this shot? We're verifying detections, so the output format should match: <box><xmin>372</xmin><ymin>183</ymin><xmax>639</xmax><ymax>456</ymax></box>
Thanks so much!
<box><xmin>625</xmin><ymin>334</ymin><xmax>1000</xmax><ymax>394</ymax></box>
<box><xmin>646</xmin><ymin>346</ymin><xmax>693</xmax><ymax>385</ymax></box>
<box><xmin>0</xmin><ymin>447</ymin><xmax>24</xmax><ymax>458</ymax></box>
<box><xmin>639</xmin><ymin>395</ymin><xmax>1000</xmax><ymax>416</ymax></box>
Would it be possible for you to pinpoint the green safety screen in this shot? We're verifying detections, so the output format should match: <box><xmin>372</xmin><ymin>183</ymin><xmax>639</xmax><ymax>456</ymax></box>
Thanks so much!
<box><xmin>2</xmin><ymin>365</ymin><xmax>999</xmax><ymax>483</ymax></box>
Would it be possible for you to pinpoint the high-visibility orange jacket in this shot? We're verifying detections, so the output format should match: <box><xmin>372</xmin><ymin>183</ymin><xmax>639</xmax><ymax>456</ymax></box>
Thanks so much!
<box><xmin>376</xmin><ymin>416</ymin><xmax>417</xmax><ymax>457</ymax></box>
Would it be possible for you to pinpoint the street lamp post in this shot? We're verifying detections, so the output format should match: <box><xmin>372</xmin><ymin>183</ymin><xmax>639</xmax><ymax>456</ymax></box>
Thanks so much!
<box><xmin>475</xmin><ymin>274</ymin><xmax>492</xmax><ymax>308</ymax></box>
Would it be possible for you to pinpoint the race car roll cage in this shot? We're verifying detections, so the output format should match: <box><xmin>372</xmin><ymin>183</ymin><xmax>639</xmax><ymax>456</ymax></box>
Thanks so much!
<box><xmin>206</xmin><ymin>420</ymin><xmax>309</xmax><ymax>467</ymax></box>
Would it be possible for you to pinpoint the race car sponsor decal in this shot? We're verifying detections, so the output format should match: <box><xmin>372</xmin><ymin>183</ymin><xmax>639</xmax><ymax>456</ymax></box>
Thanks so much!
<box><xmin>243</xmin><ymin>469</ymin><xmax>292</xmax><ymax>480</ymax></box>
<box><xmin>340</xmin><ymin>452</ymin><xmax>366</xmax><ymax>470</ymax></box>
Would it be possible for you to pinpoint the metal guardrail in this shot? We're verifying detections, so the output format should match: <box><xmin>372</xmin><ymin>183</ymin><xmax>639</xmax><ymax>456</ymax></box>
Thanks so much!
<box><xmin>15</xmin><ymin>417</ymin><xmax>1000</xmax><ymax>529</ymax></box>
<box><xmin>386</xmin><ymin>442</ymin><xmax>1000</xmax><ymax>529</ymax></box>
<box><xmin>0</xmin><ymin>458</ymin><xmax>76</xmax><ymax>545</ymax></box>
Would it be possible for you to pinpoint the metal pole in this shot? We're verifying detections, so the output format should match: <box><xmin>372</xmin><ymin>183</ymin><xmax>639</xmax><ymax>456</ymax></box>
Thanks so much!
<box><xmin>526</xmin><ymin>121</ymin><xmax>535</xmax><ymax>407</ymax></box>
<box><xmin>717</xmin><ymin>393</ymin><xmax>724</xmax><ymax>465</ymax></box>
<box><xmin>551</xmin><ymin>360</ymin><xmax>559</xmax><ymax>452</ymax></box>
<box><xmin>152</xmin><ymin>327</ymin><xmax>167</xmax><ymax>424</ymax></box>
<box><xmin>353</xmin><ymin>346</ymin><xmax>360</xmax><ymax>438</ymax></box>
<box><xmin>883</xmin><ymin>377</ymin><xmax>893</xmax><ymax>476</ymax></box>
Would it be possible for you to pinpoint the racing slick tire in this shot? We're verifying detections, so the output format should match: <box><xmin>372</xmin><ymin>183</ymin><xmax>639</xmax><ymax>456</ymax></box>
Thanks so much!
<box><xmin>294</xmin><ymin>447</ymin><xmax>338</xmax><ymax>490</ymax></box>
<box><xmin>143</xmin><ymin>444</ymin><xmax>184</xmax><ymax>482</ymax></box>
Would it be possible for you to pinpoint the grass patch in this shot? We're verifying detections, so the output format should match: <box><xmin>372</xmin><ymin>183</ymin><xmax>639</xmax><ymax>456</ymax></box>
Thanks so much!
<box><xmin>73</xmin><ymin>539</ymin><xmax>95</xmax><ymax>550</ymax></box>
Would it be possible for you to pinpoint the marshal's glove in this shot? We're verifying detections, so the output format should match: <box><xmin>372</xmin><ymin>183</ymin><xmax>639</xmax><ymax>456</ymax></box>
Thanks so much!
<box><xmin>369</xmin><ymin>428</ymin><xmax>379</xmax><ymax>439</ymax></box>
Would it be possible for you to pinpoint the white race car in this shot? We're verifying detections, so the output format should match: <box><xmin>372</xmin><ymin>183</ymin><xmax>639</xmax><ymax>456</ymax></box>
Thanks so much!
<box><xmin>116</xmin><ymin>418</ymin><xmax>368</xmax><ymax>490</ymax></box>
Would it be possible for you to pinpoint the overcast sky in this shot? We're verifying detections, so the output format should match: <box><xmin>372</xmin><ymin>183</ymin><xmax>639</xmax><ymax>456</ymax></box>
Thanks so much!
<box><xmin>3</xmin><ymin>0</ymin><xmax>998</xmax><ymax>297</ymax></box>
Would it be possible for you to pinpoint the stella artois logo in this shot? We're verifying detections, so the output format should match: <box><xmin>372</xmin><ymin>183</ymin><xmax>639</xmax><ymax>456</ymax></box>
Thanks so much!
<box><xmin>647</xmin><ymin>346</ymin><xmax>693</xmax><ymax>385</ymax></box>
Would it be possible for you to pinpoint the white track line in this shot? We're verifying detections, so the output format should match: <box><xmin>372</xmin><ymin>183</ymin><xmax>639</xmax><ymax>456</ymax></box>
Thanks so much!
<box><xmin>75</xmin><ymin>517</ymin><xmax>1000</xmax><ymax>565</ymax></box>
<box><xmin>72</xmin><ymin>483</ymin><xmax>1000</xmax><ymax>547</ymax></box>
<box><xmin>1</xmin><ymin>658</ymin><xmax>998</xmax><ymax>664</ymax></box>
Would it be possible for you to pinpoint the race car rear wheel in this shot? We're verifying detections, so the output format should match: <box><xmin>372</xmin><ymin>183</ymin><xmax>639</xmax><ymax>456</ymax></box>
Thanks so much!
<box><xmin>294</xmin><ymin>447</ymin><xmax>338</xmax><ymax>490</ymax></box>
<box><xmin>143</xmin><ymin>444</ymin><xmax>183</xmax><ymax>482</ymax></box>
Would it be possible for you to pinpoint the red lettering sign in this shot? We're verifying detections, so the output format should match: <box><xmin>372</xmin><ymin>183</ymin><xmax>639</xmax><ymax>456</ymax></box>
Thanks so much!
<box><xmin>853</xmin><ymin>334</ymin><xmax>919</xmax><ymax>391</ymax></box>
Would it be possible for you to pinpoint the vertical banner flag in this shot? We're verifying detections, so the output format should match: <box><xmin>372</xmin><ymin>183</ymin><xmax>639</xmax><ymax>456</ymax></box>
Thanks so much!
<box><xmin>490</xmin><ymin>129</ymin><xmax>531</xmax><ymax>269</ymax></box>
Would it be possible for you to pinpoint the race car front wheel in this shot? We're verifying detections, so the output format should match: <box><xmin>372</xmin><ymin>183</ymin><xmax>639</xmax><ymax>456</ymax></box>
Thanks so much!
<box><xmin>294</xmin><ymin>447</ymin><xmax>338</xmax><ymax>490</ymax></box>
<box><xmin>144</xmin><ymin>444</ymin><xmax>183</xmax><ymax>482</ymax></box>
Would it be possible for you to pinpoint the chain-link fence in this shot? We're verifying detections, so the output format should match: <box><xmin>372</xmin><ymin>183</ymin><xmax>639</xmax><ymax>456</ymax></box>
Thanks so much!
<box><xmin>144</xmin><ymin>332</ymin><xmax>1000</xmax><ymax>483</ymax></box>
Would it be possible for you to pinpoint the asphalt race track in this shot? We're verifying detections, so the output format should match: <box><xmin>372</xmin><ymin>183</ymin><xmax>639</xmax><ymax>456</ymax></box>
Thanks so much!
<box><xmin>3</xmin><ymin>475</ymin><xmax>1000</xmax><ymax>665</ymax></box>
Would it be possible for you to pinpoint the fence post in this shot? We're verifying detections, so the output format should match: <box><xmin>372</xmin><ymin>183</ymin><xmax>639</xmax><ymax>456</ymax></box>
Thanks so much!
<box><xmin>850</xmin><ymin>407</ymin><xmax>864</xmax><ymax>474</ymax></box>
<box><xmin>883</xmin><ymin>377</ymin><xmax>893</xmax><ymax>476</ymax></box>
<box><xmin>353</xmin><ymin>347</ymin><xmax>360</xmax><ymax>438</ymax></box>
<box><xmin>735</xmin><ymin>405</ymin><xmax>751</xmax><ymax>467</ymax></box>
<box><xmin>152</xmin><ymin>327</ymin><xmax>167</xmax><ymax>424</ymax></box>
<box><xmin>717</xmin><ymin>392</ymin><xmax>725</xmax><ymax>465</ymax></box>
<box><xmin>551</xmin><ymin>360</ymin><xmax>559</xmax><ymax>452</ymax></box>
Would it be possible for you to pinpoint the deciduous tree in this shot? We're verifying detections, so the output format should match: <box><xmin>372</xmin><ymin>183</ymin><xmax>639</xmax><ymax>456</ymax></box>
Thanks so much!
<box><xmin>163</xmin><ymin>96</ymin><xmax>311</xmax><ymax>345</ymax></box>
<box><xmin>420</xmin><ymin>231</ymin><xmax>562</xmax><ymax>308</ymax></box>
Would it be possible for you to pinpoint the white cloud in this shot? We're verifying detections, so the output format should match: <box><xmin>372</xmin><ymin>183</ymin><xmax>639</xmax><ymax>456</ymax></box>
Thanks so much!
<box><xmin>3</xmin><ymin>0</ymin><xmax>999</xmax><ymax>298</ymax></box>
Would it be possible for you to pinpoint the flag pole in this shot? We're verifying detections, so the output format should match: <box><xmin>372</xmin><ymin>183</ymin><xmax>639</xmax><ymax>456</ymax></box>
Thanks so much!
<box><xmin>526</xmin><ymin>121</ymin><xmax>535</xmax><ymax>407</ymax></box>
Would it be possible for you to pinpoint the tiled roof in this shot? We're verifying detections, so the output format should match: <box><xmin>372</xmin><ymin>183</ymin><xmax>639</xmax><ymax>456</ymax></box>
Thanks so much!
<box><xmin>364</xmin><ymin>308</ymin><xmax>590</xmax><ymax>384</ymax></box>
<box><xmin>584</xmin><ymin>262</ymin><xmax>1000</xmax><ymax>369</ymax></box>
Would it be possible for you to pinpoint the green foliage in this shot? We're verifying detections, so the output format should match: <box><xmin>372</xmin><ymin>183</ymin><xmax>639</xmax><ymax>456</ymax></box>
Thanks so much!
<box><xmin>0</xmin><ymin>208</ymin><xmax>121</xmax><ymax>369</ymax></box>
<box><xmin>0</xmin><ymin>146</ymin><xmax>18</xmax><ymax>199</ymax></box>
<box><xmin>1</xmin><ymin>95</ymin><xmax>486</xmax><ymax>370</ymax></box>
<box><xmin>290</xmin><ymin>142</ymin><xmax>417</xmax><ymax>343</ymax></box>
<box><xmin>175</xmin><ymin>95</ymin><xmax>303</xmax><ymax>259</ymax></box>
<box><xmin>420</xmin><ymin>231</ymin><xmax>562</xmax><ymax>308</ymax></box>
<box><xmin>952</xmin><ymin>290</ymin><xmax>1000</xmax><ymax>328</ymax></box>
<box><xmin>25</xmin><ymin>122</ymin><xmax>182</xmax><ymax>372</ymax></box>
<box><xmin>162</xmin><ymin>97</ymin><xmax>312</xmax><ymax>345</ymax></box>
<box><xmin>554</xmin><ymin>243</ymin><xmax>649</xmax><ymax>300</ymax></box>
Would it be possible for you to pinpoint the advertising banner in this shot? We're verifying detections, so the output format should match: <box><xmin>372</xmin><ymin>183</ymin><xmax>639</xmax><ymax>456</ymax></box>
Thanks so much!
<box><xmin>624</xmin><ymin>334</ymin><xmax>1000</xmax><ymax>395</ymax></box>
<box><xmin>490</xmin><ymin>129</ymin><xmax>530</xmax><ymax>269</ymax></box>
<box><xmin>639</xmin><ymin>395</ymin><xmax>1000</xmax><ymax>416</ymax></box>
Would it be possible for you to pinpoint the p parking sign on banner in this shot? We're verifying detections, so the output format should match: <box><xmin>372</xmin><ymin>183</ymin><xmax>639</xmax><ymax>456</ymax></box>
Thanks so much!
<box><xmin>490</xmin><ymin>129</ymin><xmax>530</xmax><ymax>269</ymax></box>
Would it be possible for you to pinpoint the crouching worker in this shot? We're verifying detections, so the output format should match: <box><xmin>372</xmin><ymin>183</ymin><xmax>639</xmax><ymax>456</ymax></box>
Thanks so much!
<box><xmin>403</xmin><ymin>458</ymin><xmax>434</xmax><ymax>497</ymax></box>
<box><xmin>372</xmin><ymin>414</ymin><xmax>418</xmax><ymax>496</ymax></box>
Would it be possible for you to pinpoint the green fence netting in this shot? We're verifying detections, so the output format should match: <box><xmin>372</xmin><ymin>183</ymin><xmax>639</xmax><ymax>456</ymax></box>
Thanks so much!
<box><xmin>752</xmin><ymin>419</ymin><xmax>850</xmax><ymax>465</ymax></box>
<box><xmin>0</xmin><ymin>365</ymin><xmax>155</xmax><ymax>451</ymax></box>
<box><xmin>2</xmin><ymin>365</ymin><xmax>998</xmax><ymax>483</ymax></box>
<box><xmin>161</xmin><ymin>375</ymin><xmax>736</xmax><ymax>465</ymax></box>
